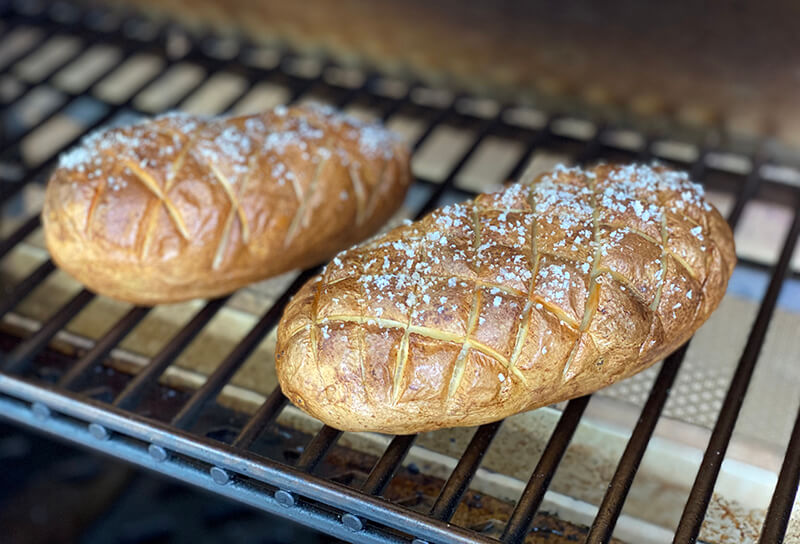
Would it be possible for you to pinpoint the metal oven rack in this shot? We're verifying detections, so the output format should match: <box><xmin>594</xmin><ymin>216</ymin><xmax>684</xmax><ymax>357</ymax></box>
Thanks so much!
<box><xmin>1</xmin><ymin>2</ymin><xmax>799</xmax><ymax>543</ymax></box>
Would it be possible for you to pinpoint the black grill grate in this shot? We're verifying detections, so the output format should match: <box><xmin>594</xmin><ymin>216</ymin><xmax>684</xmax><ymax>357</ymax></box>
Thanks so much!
<box><xmin>1</xmin><ymin>3</ymin><xmax>800</xmax><ymax>543</ymax></box>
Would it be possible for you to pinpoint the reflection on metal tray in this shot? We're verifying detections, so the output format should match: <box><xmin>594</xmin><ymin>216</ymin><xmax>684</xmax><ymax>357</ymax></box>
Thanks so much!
<box><xmin>1</xmin><ymin>3</ymin><xmax>800</xmax><ymax>544</ymax></box>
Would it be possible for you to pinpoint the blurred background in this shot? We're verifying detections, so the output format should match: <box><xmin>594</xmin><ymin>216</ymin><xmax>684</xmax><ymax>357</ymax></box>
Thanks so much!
<box><xmin>92</xmin><ymin>0</ymin><xmax>800</xmax><ymax>157</ymax></box>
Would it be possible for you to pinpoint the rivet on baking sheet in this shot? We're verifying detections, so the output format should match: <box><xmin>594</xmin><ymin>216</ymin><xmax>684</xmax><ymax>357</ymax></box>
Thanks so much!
<box><xmin>341</xmin><ymin>513</ymin><xmax>363</xmax><ymax>532</ymax></box>
<box><xmin>275</xmin><ymin>490</ymin><xmax>295</xmax><ymax>507</ymax></box>
<box><xmin>88</xmin><ymin>423</ymin><xmax>110</xmax><ymax>441</ymax></box>
<box><xmin>31</xmin><ymin>402</ymin><xmax>50</xmax><ymax>420</ymax></box>
<box><xmin>209</xmin><ymin>466</ymin><xmax>231</xmax><ymax>485</ymax></box>
<box><xmin>148</xmin><ymin>444</ymin><xmax>168</xmax><ymax>462</ymax></box>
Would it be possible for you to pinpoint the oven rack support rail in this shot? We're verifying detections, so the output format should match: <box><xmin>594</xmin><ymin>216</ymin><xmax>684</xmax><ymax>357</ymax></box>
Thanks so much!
<box><xmin>1</xmin><ymin>3</ymin><xmax>800</xmax><ymax>543</ymax></box>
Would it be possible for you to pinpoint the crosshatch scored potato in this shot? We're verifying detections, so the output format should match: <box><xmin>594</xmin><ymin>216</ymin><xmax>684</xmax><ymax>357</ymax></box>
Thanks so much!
<box><xmin>42</xmin><ymin>103</ymin><xmax>412</xmax><ymax>304</ymax></box>
<box><xmin>276</xmin><ymin>163</ymin><xmax>735</xmax><ymax>434</ymax></box>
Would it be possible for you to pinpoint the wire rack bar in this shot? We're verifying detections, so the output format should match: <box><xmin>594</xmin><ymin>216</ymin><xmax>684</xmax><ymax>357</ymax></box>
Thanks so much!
<box><xmin>0</xmin><ymin>214</ymin><xmax>40</xmax><ymax>259</ymax></box>
<box><xmin>674</xmin><ymin>201</ymin><xmax>800</xmax><ymax>543</ymax></box>
<box><xmin>429</xmin><ymin>421</ymin><xmax>503</xmax><ymax>521</ymax></box>
<box><xmin>111</xmin><ymin>297</ymin><xmax>229</xmax><ymax>411</ymax></box>
<box><xmin>362</xmin><ymin>435</ymin><xmax>417</xmax><ymax>497</ymax></box>
<box><xmin>169</xmin><ymin>271</ymin><xmax>314</xmax><ymax>431</ymax></box>
<box><xmin>0</xmin><ymin>372</ymin><xmax>498</xmax><ymax>544</ymax></box>
<box><xmin>0</xmin><ymin>259</ymin><xmax>55</xmax><ymax>319</ymax></box>
<box><xmin>500</xmin><ymin>396</ymin><xmax>590</xmax><ymax>544</ymax></box>
<box><xmin>295</xmin><ymin>425</ymin><xmax>344</xmax><ymax>473</ymax></box>
<box><xmin>58</xmin><ymin>305</ymin><xmax>151</xmax><ymax>390</ymax></box>
<box><xmin>2</xmin><ymin>287</ymin><xmax>94</xmax><ymax>373</ymax></box>
<box><xmin>586</xmin><ymin>345</ymin><xmax>687</xmax><ymax>542</ymax></box>
<box><xmin>758</xmin><ymin>398</ymin><xmax>800</xmax><ymax>544</ymax></box>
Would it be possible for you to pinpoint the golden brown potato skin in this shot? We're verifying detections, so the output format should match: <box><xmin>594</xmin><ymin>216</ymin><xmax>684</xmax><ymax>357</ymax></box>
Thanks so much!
<box><xmin>276</xmin><ymin>164</ymin><xmax>735</xmax><ymax>434</ymax></box>
<box><xmin>42</xmin><ymin>104</ymin><xmax>411</xmax><ymax>305</ymax></box>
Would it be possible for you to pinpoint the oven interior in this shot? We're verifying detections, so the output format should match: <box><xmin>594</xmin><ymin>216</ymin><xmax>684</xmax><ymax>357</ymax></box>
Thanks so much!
<box><xmin>1</xmin><ymin>2</ymin><xmax>800</xmax><ymax>543</ymax></box>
